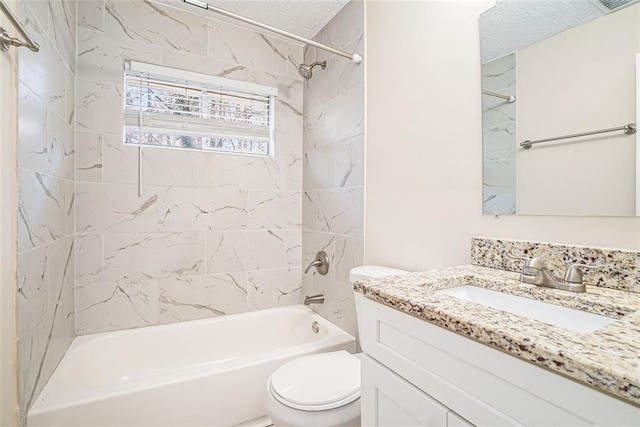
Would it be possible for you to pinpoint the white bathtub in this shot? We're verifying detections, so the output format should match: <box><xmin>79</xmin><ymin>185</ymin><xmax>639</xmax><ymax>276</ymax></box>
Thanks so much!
<box><xmin>28</xmin><ymin>305</ymin><xmax>356</xmax><ymax>427</ymax></box>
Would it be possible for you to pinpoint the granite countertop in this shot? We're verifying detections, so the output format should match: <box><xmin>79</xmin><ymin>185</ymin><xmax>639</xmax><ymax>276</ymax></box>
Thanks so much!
<box><xmin>353</xmin><ymin>265</ymin><xmax>640</xmax><ymax>405</ymax></box>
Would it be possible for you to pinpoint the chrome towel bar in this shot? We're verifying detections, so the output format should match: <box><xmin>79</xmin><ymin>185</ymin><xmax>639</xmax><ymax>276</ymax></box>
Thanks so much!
<box><xmin>520</xmin><ymin>123</ymin><xmax>636</xmax><ymax>149</ymax></box>
<box><xmin>482</xmin><ymin>90</ymin><xmax>515</xmax><ymax>103</ymax></box>
<box><xmin>0</xmin><ymin>0</ymin><xmax>39</xmax><ymax>52</ymax></box>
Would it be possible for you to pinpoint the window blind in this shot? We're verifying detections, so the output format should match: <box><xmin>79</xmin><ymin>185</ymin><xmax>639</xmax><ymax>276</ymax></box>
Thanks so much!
<box><xmin>123</xmin><ymin>61</ymin><xmax>276</xmax><ymax>156</ymax></box>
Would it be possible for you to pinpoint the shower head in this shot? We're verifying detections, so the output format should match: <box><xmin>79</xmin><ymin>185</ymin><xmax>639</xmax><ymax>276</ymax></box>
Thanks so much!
<box><xmin>298</xmin><ymin>60</ymin><xmax>327</xmax><ymax>80</ymax></box>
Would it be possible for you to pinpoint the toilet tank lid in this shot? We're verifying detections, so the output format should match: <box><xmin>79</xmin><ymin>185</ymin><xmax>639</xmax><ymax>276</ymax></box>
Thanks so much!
<box><xmin>350</xmin><ymin>265</ymin><xmax>408</xmax><ymax>282</ymax></box>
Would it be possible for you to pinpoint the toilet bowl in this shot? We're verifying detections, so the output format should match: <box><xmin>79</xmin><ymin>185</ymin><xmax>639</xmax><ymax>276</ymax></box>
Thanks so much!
<box><xmin>265</xmin><ymin>265</ymin><xmax>407</xmax><ymax>427</ymax></box>
<box><xmin>266</xmin><ymin>351</ymin><xmax>361</xmax><ymax>427</ymax></box>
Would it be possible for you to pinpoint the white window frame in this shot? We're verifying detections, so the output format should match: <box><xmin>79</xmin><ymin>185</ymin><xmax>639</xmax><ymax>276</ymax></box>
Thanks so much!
<box><xmin>123</xmin><ymin>60</ymin><xmax>278</xmax><ymax>157</ymax></box>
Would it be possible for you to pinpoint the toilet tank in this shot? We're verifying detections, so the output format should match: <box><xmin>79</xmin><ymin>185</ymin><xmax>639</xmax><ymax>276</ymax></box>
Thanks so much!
<box><xmin>349</xmin><ymin>265</ymin><xmax>408</xmax><ymax>283</ymax></box>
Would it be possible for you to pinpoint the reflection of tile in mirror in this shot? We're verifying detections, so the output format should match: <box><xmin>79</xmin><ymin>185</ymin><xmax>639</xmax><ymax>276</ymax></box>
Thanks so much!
<box><xmin>481</xmin><ymin>52</ymin><xmax>515</xmax><ymax>92</ymax></box>
<box><xmin>482</xmin><ymin>53</ymin><xmax>516</xmax><ymax>215</ymax></box>
<box><xmin>481</xmin><ymin>91</ymin><xmax>516</xmax><ymax>127</ymax></box>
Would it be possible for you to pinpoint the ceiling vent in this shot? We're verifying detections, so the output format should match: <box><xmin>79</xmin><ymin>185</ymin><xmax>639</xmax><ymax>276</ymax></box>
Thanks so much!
<box><xmin>589</xmin><ymin>0</ymin><xmax>640</xmax><ymax>13</ymax></box>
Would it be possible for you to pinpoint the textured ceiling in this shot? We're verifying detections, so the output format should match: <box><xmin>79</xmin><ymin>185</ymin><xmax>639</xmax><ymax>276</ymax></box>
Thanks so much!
<box><xmin>193</xmin><ymin>0</ymin><xmax>350</xmax><ymax>40</ymax></box>
<box><xmin>480</xmin><ymin>0</ymin><xmax>605</xmax><ymax>63</ymax></box>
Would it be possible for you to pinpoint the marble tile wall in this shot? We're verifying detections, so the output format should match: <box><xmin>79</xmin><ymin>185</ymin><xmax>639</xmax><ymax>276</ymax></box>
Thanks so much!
<box><xmin>75</xmin><ymin>0</ymin><xmax>304</xmax><ymax>334</ymax></box>
<box><xmin>302</xmin><ymin>1</ymin><xmax>364</xmax><ymax>338</ymax></box>
<box><xmin>482</xmin><ymin>53</ymin><xmax>516</xmax><ymax>215</ymax></box>
<box><xmin>16</xmin><ymin>0</ymin><xmax>76</xmax><ymax>419</ymax></box>
<box><xmin>471</xmin><ymin>237</ymin><xmax>640</xmax><ymax>293</ymax></box>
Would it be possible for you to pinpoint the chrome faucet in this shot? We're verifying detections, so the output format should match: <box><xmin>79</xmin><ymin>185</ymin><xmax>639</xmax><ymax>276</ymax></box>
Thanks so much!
<box><xmin>507</xmin><ymin>252</ymin><xmax>604</xmax><ymax>293</ymax></box>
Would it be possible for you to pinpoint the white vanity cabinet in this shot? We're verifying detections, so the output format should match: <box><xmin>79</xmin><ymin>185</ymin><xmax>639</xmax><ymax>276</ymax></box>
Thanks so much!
<box><xmin>361</xmin><ymin>353</ymin><xmax>473</xmax><ymax>427</ymax></box>
<box><xmin>355</xmin><ymin>294</ymin><xmax>640</xmax><ymax>427</ymax></box>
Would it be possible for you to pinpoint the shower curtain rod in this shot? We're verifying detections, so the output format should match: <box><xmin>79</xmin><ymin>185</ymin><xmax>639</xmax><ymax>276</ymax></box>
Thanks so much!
<box><xmin>183</xmin><ymin>0</ymin><xmax>363</xmax><ymax>64</ymax></box>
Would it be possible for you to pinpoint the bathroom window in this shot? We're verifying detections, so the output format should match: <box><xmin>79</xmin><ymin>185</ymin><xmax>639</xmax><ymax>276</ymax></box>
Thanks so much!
<box><xmin>123</xmin><ymin>61</ymin><xmax>277</xmax><ymax>156</ymax></box>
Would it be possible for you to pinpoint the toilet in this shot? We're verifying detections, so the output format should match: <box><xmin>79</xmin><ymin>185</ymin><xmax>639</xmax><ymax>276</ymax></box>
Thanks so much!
<box><xmin>265</xmin><ymin>265</ymin><xmax>407</xmax><ymax>427</ymax></box>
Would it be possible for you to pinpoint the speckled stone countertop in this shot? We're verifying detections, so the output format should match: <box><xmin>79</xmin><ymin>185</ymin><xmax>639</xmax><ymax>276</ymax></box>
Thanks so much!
<box><xmin>353</xmin><ymin>265</ymin><xmax>640</xmax><ymax>405</ymax></box>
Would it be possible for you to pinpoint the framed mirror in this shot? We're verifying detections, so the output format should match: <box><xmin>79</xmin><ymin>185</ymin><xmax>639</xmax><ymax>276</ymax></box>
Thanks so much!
<box><xmin>480</xmin><ymin>0</ymin><xmax>640</xmax><ymax>216</ymax></box>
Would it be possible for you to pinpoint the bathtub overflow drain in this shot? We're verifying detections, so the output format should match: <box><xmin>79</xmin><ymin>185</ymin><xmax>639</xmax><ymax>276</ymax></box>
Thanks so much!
<box><xmin>312</xmin><ymin>321</ymin><xmax>320</xmax><ymax>334</ymax></box>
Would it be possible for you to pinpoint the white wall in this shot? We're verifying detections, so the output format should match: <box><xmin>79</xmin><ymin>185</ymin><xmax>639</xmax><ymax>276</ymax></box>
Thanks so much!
<box><xmin>0</xmin><ymin>1</ymin><xmax>18</xmax><ymax>423</ymax></box>
<box><xmin>365</xmin><ymin>0</ymin><xmax>640</xmax><ymax>272</ymax></box>
<box><xmin>517</xmin><ymin>4</ymin><xmax>639</xmax><ymax>216</ymax></box>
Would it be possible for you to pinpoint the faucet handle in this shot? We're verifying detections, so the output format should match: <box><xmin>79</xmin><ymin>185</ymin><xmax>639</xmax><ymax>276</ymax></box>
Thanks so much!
<box><xmin>506</xmin><ymin>251</ymin><xmax>546</xmax><ymax>266</ymax></box>
<box><xmin>304</xmin><ymin>251</ymin><xmax>329</xmax><ymax>275</ymax></box>
<box><xmin>506</xmin><ymin>252</ymin><xmax>547</xmax><ymax>277</ymax></box>
<box><xmin>563</xmin><ymin>263</ymin><xmax>605</xmax><ymax>284</ymax></box>
<box><xmin>505</xmin><ymin>251</ymin><xmax>529</xmax><ymax>262</ymax></box>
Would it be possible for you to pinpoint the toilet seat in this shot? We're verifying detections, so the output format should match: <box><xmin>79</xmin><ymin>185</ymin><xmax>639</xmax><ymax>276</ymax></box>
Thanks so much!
<box><xmin>268</xmin><ymin>351</ymin><xmax>361</xmax><ymax>412</ymax></box>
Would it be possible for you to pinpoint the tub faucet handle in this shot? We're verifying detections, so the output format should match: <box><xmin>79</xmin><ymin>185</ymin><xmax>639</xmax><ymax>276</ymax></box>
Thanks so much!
<box><xmin>304</xmin><ymin>251</ymin><xmax>329</xmax><ymax>275</ymax></box>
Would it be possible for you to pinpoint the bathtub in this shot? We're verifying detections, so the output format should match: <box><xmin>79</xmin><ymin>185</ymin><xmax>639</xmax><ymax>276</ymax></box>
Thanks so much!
<box><xmin>27</xmin><ymin>305</ymin><xmax>356</xmax><ymax>426</ymax></box>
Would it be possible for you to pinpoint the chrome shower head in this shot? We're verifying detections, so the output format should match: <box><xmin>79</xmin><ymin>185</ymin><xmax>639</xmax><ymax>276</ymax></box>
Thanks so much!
<box><xmin>298</xmin><ymin>60</ymin><xmax>327</xmax><ymax>80</ymax></box>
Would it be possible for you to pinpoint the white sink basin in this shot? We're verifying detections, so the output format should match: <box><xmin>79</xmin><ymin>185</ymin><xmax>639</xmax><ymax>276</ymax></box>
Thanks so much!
<box><xmin>437</xmin><ymin>285</ymin><xmax>616</xmax><ymax>333</ymax></box>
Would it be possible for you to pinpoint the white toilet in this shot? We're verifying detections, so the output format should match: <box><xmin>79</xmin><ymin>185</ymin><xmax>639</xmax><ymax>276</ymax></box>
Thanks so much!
<box><xmin>265</xmin><ymin>265</ymin><xmax>407</xmax><ymax>427</ymax></box>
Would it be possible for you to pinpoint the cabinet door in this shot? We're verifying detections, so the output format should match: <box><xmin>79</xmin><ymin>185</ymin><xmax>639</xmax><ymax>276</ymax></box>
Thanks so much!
<box><xmin>361</xmin><ymin>354</ymin><xmax>449</xmax><ymax>426</ymax></box>
<box><xmin>448</xmin><ymin>411</ymin><xmax>475</xmax><ymax>427</ymax></box>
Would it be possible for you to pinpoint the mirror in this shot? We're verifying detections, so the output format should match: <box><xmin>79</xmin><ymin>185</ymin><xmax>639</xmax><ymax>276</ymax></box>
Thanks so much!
<box><xmin>480</xmin><ymin>0</ymin><xmax>640</xmax><ymax>216</ymax></box>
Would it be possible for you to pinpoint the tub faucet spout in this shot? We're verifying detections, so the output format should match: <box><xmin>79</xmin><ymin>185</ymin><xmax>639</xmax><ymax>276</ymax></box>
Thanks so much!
<box><xmin>304</xmin><ymin>294</ymin><xmax>325</xmax><ymax>305</ymax></box>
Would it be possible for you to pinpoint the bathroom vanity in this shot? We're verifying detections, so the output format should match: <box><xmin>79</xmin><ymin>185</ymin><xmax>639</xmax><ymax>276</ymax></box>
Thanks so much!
<box><xmin>354</xmin><ymin>240</ymin><xmax>640</xmax><ymax>426</ymax></box>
